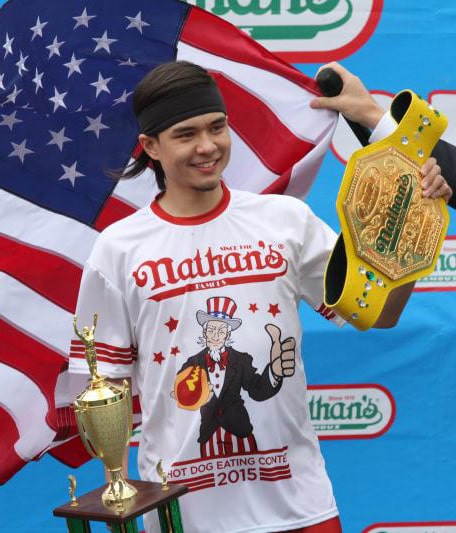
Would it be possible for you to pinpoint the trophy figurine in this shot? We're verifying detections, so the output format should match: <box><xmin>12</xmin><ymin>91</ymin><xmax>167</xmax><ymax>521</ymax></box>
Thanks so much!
<box><xmin>73</xmin><ymin>314</ymin><xmax>137</xmax><ymax>505</ymax></box>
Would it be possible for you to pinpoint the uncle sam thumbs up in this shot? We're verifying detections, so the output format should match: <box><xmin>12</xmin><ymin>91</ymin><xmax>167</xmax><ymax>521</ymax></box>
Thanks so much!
<box><xmin>265</xmin><ymin>324</ymin><xmax>296</xmax><ymax>378</ymax></box>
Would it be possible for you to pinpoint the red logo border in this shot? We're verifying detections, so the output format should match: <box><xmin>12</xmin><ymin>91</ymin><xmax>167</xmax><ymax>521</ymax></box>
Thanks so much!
<box><xmin>275</xmin><ymin>0</ymin><xmax>384</xmax><ymax>63</ymax></box>
<box><xmin>363</xmin><ymin>521</ymin><xmax>456</xmax><ymax>533</ymax></box>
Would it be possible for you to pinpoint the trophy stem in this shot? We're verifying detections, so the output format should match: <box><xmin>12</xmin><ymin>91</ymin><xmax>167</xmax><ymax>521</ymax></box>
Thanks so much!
<box><xmin>103</xmin><ymin>469</ymin><xmax>138</xmax><ymax>504</ymax></box>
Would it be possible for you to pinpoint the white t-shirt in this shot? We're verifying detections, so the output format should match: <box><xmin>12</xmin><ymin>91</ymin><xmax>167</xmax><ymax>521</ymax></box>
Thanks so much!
<box><xmin>69</xmin><ymin>184</ymin><xmax>343</xmax><ymax>533</ymax></box>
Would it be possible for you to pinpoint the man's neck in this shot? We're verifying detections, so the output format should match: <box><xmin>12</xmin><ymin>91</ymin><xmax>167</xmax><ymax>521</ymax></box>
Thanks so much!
<box><xmin>157</xmin><ymin>182</ymin><xmax>224</xmax><ymax>218</ymax></box>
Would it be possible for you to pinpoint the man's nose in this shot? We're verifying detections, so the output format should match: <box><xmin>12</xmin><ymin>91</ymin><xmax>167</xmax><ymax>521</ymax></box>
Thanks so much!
<box><xmin>196</xmin><ymin>133</ymin><xmax>216</xmax><ymax>153</ymax></box>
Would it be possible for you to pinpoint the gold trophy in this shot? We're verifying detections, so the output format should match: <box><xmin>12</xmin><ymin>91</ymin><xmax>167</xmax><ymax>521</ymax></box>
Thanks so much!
<box><xmin>73</xmin><ymin>314</ymin><xmax>137</xmax><ymax>505</ymax></box>
<box><xmin>54</xmin><ymin>314</ymin><xmax>187</xmax><ymax>532</ymax></box>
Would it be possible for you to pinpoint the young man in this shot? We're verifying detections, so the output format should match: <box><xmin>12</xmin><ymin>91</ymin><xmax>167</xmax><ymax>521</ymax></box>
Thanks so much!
<box><xmin>69</xmin><ymin>61</ymin><xmax>450</xmax><ymax>533</ymax></box>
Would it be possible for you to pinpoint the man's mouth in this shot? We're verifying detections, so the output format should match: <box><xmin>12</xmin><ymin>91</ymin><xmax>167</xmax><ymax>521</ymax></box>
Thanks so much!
<box><xmin>193</xmin><ymin>159</ymin><xmax>218</xmax><ymax>169</ymax></box>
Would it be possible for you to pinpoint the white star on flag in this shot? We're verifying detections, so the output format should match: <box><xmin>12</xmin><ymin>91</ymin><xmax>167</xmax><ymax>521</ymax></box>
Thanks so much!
<box><xmin>9</xmin><ymin>140</ymin><xmax>34</xmax><ymax>163</ymax></box>
<box><xmin>47</xmin><ymin>127</ymin><xmax>72</xmax><ymax>151</ymax></box>
<box><xmin>92</xmin><ymin>31</ymin><xmax>117</xmax><ymax>54</ymax></box>
<box><xmin>84</xmin><ymin>114</ymin><xmax>109</xmax><ymax>138</ymax></box>
<box><xmin>113</xmin><ymin>90</ymin><xmax>133</xmax><ymax>106</ymax></box>
<box><xmin>58</xmin><ymin>162</ymin><xmax>84</xmax><ymax>186</ymax></box>
<box><xmin>30</xmin><ymin>16</ymin><xmax>48</xmax><ymax>40</ymax></box>
<box><xmin>0</xmin><ymin>73</ymin><xmax>5</xmax><ymax>91</ymax></box>
<box><xmin>63</xmin><ymin>54</ymin><xmax>85</xmax><ymax>77</ymax></box>
<box><xmin>125</xmin><ymin>11</ymin><xmax>150</xmax><ymax>34</ymax></box>
<box><xmin>117</xmin><ymin>58</ymin><xmax>137</xmax><ymax>67</ymax></box>
<box><xmin>46</xmin><ymin>36</ymin><xmax>64</xmax><ymax>58</ymax></box>
<box><xmin>32</xmin><ymin>68</ymin><xmax>44</xmax><ymax>93</ymax></box>
<box><xmin>6</xmin><ymin>85</ymin><xmax>22</xmax><ymax>104</ymax></box>
<box><xmin>90</xmin><ymin>72</ymin><xmax>112</xmax><ymax>97</ymax></box>
<box><xmin>48</xmin><ymin>87</ymin><xmax>67</xmax><ymax>112</ymax></box>
<box><xmin>0</xmin><ymin>111</ymin><xmax>23</xmax><ymax>131</ymax></box>
<box><xmin>3</xmin><ymin>32</ymin><xmax>13</xmax><ymax>57</ymax></box>
<box><xmin>15</xmin><ymin>52</ymin><xmax>29</xmax><ymax>76</ymax></box>
<box><xmin>73</xmin><ymin>7</ymin><xmax>96</xmax><ymax>29</ymax></box>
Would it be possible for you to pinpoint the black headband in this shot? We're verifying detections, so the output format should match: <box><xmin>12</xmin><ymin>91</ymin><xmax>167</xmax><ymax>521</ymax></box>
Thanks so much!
<box><xmin>138</xmin><ymin>83</ymin><xmax>227</xmax><ymax>135</ymax></box>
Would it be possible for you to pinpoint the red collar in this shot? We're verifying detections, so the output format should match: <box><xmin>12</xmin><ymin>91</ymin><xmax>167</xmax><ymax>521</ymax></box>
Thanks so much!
<box><xmin>150</xmin><ymin>182</ymin><xmax>230</xmax><ymax>226</ymax></box>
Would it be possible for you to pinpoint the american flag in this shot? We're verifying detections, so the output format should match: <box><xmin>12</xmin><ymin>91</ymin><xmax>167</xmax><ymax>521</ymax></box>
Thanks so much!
<box><xmin>0</xmin><ymin>0</ymin><xmax>336</xmax><ymax>483</ymax></box>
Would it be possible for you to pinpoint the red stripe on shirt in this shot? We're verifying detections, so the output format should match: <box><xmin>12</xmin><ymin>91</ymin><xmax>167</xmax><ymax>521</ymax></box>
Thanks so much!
<box><xmin>70</xmin><ymin>339</ymin><xmax>135</xmax><ymax>358</ymax></box>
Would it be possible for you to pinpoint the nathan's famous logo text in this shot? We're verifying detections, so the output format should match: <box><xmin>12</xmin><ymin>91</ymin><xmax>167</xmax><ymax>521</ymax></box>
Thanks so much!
<box><xmin>185</xmin><ymin>0</ymin><xmax>382</xmax><ymax>62</ymax></box>
<box><xmin>308</xmin><ymin>385</ymin><xmax>395</xmax><ymax>439</ymax></box>
<box><xmin>415</xmin><ymin>236</ymin><xmax>456</xmax><ymax>292</ymax></box>
<box><xmin>189</xmin><ymin>0</ymin><xmax>340</xmax><ymax>16</ymax></box>
<box><xmin>375</xmin><ymin>174</ymin><xmax>413</xmax><ymax>255</ymax></box>
<box><xmin>133</xmin><ymin>241</ymin><xmax>288</xmax><ymax>302</ymax></box>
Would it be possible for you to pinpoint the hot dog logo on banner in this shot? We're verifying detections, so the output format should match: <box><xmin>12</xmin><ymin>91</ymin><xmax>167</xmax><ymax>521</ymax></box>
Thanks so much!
<box><xmin>185</xmin><ymin>0</ymin><xmax>384</xmax><ymax>61</ymax></box>
<box><xmin>308</xmin><ymin>384</ymin><xmax>395</xmax><ymax>439</ymax></box>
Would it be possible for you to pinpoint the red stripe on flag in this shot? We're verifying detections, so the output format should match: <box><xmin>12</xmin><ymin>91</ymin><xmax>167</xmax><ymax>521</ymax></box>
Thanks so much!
<box><xmin>212</xmin><ymin>73</ymin><xmax>314</xmax><ymax>176</ymax></box>
<box><xmin>181</xmin><ymin>6</ymin><xmax>321</xmax><ymax>95</ymax></box>
<box><xmin>93</xmin><ymin>195</ymin><xmax>137</xmax><ymax>232</ymax></box>
<box><xmin>48</xmin><ymin>435</ymin><xmax>91</xmax><ymax>469</ymax></box>
<box><xmin>262</xmin><ymin>168</ymin><xmax>292</xmax><ymax>195</ymax></box>
<box><xmin>0</xmin><ymin>408</ymin><xmax>27</xmax><ymax>484</ymax></box>
<box><xmin>0</xmin><ymin>318</ymin><xmax>67</xmax><ymax>411</ymax></box>
<box><xmin>0</xmin><ymin>234</ymin><xmax>82</xmax><ymax>313</ymax></box>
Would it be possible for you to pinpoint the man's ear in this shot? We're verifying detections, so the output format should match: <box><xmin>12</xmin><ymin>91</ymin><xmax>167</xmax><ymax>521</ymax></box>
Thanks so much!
<box><xmin>138</xmin><ymin>133</ymin><xmax>160</xmax><ymax>160</ymax></box>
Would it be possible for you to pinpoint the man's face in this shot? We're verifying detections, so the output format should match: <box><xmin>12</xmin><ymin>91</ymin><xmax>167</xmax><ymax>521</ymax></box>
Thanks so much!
<box><xmin>204</xmin><ymin>320</ymin><xmax>229</xmax><ymax>350</ymax></box>
<box><xmin>140</xmin><ymin>112</ymin><xmax>231</xmax><ymax>195</ymax></box>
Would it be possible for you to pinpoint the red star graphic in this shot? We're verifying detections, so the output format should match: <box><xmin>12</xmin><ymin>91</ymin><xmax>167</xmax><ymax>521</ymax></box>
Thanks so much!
<box><xmin>268</xmin><ymin>303</ymin><xmax>281</xmax><ymax>317</ymax></box>
<box><xmin>153</xmin><ymin>351</ymin><xmax>165</xmax><ymax>365</ymax></box>
<box><xmin>248</xmin><ymin>303</ymin><xmax>259</xmax><ymax>313</ymax></box>
<box><xmin>170</xmin><ymin>346</ymin><xmax>180</xmax><ymax>357</ymax></box>
<box><xmin>164</xmin><ymin>316</ymin><xmax>179</xmax><ymax>332</ymax></box>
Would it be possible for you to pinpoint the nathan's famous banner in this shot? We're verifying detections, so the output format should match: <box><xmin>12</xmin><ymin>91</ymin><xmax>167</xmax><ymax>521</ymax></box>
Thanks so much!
<box><xmin>185</xmin><ymin>0</ymin><xmax>383</xmax><ymax>61</ymax></box>
<box><xmin>2</xmin><ymin>1</ymin><xmax>456</xmax><ymax>533</ymax></box>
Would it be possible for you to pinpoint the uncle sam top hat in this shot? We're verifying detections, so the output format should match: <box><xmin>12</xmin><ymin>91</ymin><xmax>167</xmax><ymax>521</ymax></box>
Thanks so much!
<box><xmin>196</xmin><ymin>296</ymin><xmax>242</xmax><ymax>331</ymax></box>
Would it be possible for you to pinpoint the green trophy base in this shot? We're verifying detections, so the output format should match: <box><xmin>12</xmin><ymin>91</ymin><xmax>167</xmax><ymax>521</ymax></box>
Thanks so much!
<box><xmin>53</xmin><ymin>479</ymin><xmax>188</xmax><ymax>533</ymax></box>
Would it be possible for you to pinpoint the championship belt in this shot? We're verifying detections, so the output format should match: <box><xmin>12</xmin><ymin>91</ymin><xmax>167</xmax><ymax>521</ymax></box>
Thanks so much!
<box><xmin>324</xmin><ymin>90</ymin><xmax>449</xmax><ymax>331</ymax></box>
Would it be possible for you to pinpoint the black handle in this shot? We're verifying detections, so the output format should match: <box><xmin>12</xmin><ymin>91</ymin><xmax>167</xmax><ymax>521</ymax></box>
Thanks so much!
<box><xmin>316</xmin><ymin>67</ymin><xmax>372</xmax><ymax>147</ymax></box>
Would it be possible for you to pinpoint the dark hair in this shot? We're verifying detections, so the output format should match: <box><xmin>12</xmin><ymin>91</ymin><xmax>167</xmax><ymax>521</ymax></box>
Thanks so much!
<box><xmin>120</xmin><ymin>61</ymin><xmax>218</xmax><ymax>191</ymax></box>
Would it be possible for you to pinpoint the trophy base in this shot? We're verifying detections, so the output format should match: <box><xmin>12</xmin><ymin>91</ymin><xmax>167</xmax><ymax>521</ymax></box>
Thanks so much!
<box><xmin>53</xmin><ymin>479</ymin><xmax>188</xmax><ymax>533</ymax></box>
<box><xmin>102</xmin><ymin>478</ymin><xmax>138</xmax><ymax>505</ymax></box>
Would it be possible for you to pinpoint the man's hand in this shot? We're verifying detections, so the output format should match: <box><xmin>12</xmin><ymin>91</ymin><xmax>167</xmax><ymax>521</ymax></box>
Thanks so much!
<box><xmin>265</xmin><ymin>324</ymin><xmax>296</xmax><ymax>378</ymax></box>
<box><xmin>310</xmin><ymin>62</ymin><xmax>384</xmax><ymax>130</ymax></box>
<box><xmin>421</xmin><ymin>157</ymin><xmax>453</xmax><ymax>203</ymax></box>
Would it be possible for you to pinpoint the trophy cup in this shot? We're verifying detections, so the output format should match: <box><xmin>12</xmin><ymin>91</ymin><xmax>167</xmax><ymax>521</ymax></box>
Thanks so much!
<box><xmin>53</xmin><ymin>314</ymin><xmax>188</xmax><ymax>533</ymax></box>
<box><xmin>72</xmin><ymin>314</ymin><xmax>137</xmax><ymax>505</ymax></box>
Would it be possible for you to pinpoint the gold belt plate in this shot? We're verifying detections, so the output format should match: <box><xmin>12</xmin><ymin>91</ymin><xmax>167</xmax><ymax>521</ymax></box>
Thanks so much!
<box><xmin>342</xmin><ymin>146</ymin><xmax>447</xmax><ymax>280</ymax></box>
